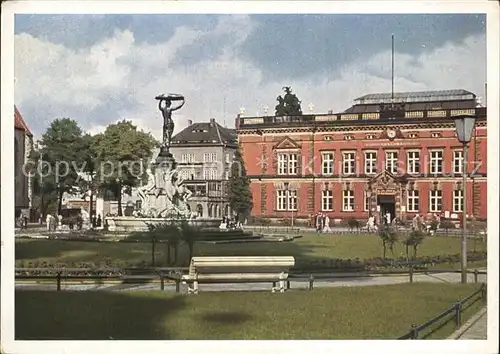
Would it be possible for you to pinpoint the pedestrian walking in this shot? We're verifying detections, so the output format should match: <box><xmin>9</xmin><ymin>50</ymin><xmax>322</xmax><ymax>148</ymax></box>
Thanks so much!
<box><xmin>322</xmin><ymin>214</ymin><xmax>331</xmax><ymax>233</ymax></box>
<box><xmin>46</xmin><ymin>214</ymin><xmax>52</xmax><ymax>232</ymax></box>
<box><xmin>366</xmin><ymin>215</ymin><xmax>376</xmax><ymax>232</ymax></box>
<box><xmin>315</xmin><ymin>213</ymin><xmax>322</xmax><ymax>233</ymax></box>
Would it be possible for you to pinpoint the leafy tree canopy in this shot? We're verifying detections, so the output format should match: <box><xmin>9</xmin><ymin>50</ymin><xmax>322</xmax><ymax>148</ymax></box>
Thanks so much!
<box><xmin>94</xmin><ymin>120</ymin><xmax>158</xmax><ymax>215</ymax></box>
<box><xmin>36</xmin><ymin>118</ymin><xmax>86</xmax><ymax>213</ymax></box>
<box><xmin>228</xmin><ymin>147</ymin><xmax>253</xmax><ymax>219</ymax></box>
<box><xmin>94</xmin><ymin>120</ymin><xmax>158</xmax><ymax>187</ymax></box>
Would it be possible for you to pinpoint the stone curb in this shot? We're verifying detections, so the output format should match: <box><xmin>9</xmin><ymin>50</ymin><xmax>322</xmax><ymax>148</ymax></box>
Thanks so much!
<box><xmin>447</xmin><ymin>306</ymin><xmax>487</xmax><ymax>339</ymax></box>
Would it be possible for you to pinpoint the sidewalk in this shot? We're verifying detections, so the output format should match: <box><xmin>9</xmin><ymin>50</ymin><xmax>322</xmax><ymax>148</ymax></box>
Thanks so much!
<box><xmin>448</xmin><ymin>306</ymin><xmax>487</xmax><ymax>340</ymax></box>
<box><xmin>15</xmin><ymin>270</ymin><xmax>487</xmax><ymax>292</ymax></box>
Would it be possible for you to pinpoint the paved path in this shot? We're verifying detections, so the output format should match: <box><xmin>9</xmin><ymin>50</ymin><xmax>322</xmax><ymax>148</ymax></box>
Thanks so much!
<box><xmin>15</xmin><ymin>271</ymin><xmax>487</xmax><ymax>293</ymax></box>
<box><xmin>458</xmin><ymin>307</ymin><xmax>487</xmax><ymax>340</ymax></box>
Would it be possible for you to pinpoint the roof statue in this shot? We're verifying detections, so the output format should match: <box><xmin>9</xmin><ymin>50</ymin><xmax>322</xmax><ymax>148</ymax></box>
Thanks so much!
<box><xmin>275</xmin><ymin>86</ymin><xmax>303</xmax><ymax>116</ymax></box>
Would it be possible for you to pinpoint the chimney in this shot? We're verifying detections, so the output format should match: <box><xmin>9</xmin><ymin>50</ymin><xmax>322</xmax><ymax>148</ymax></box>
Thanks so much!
<box><xmin>328</xmin><ymin>110</ymin><xmax>333</xmax><ymax>114</ymax></box>
<box><xmin>210</xmin><ymin>118</ymin><xmax>216</xmax><ymax>124</ymax></box>
<box><xmin>188</xmin><ymin>119</ymin><xmax>193</xmax><ymax>126</ymax></box>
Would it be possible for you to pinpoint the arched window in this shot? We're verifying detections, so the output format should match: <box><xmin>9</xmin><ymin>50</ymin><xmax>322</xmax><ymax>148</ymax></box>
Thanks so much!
<box><xmin>224</xmin><ymin>204</ymin><xmax>230</xmax><ymax>217</ymax></box>
<box><xmin>215</xmin><ymin>204</ymin><xmax>221</xmax><ymax>218</ymax></box>
<box><xmin>208</xmin><ymin>204</ymin><xmax>212</xmax><ymax>217</ymax></box>
<box><xmin>196</xmin><ymin>204</ymin><xmax>203</xmax><ymax>217</ymax></box>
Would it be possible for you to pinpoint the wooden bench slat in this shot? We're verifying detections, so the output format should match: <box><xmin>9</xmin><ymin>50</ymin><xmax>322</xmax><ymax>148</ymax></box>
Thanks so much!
<box><xmin>190</xmin><ymin>256</ymin><xmax>295</xmax><ymax>262</ymax></box>
<box><xmin>183</xmin><ymin>273</ymin><xmax>288</xmax><ymax>280</ymax></box>
<box><xmin>192</xmin><ymin>267</ymin><xmax>292</xmax><ymax>272</ymax></box>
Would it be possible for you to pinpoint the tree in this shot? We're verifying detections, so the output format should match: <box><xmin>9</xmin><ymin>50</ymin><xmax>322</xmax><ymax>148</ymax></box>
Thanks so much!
<box><xmin>26</xmin><ymin>146</ymin><xmax>57</xmax><ymax>217</ymax></box>
<box><xmin>94</xmin><ymin>120</ymin><xmax>158</xmax><ymax>216</ymax></box>
<box><xmin>228</xmin><ymin>147</ymin><xmax>253</xmax><ymax>222</ymax></box>
<box><xmin>37</xmin><ymin>119</ymin><xmax>86</xmax><ymax>214</ymax></box>
<box><xmin>128</xmin><ymin>222</ymin><xmax>181</xmax><ymax>266</ymax></box>
<box><xmin>78</xmin><ymin>134</ymin><xmax>101</xmax><ymax>224</ymax></box>
<box><xmin>403</xmin><ymin>230</ymin><xmax>426</xmax><ymax>259</ymax></box>
<box><xmin>178</xmin><ymin>221</ymin><xmax>201</xmax><ymax>263</ymax></box>
<box><xmin>378</xmin><ymin>225</ymin><xmax>399</xmax><ymax>259</ymax></box>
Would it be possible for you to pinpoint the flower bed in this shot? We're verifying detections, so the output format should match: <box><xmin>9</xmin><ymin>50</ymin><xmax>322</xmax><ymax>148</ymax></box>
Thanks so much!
<box><xmin>15</xmin><ymin>251</ymin><xmax>487</xmax><ymax>276</ymax></box>
<box><xmin>294</xmin><ymin>251</ymin><xmax>487</xmax><ymax>272</ymax></box>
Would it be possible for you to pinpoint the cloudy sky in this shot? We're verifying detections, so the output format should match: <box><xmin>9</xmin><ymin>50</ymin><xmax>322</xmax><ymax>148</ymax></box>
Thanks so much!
<box><xmin>14</xmin><ymin>13</ymin><xmax>486</xmax><ymax>140</ymax></box>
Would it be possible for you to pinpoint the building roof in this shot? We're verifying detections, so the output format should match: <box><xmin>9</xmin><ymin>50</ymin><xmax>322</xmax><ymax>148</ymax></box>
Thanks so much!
<box><xmin>14</xmin><ymin>106</ymin><xmax>33</xmax><ymax>136</ymax></box>
<box><xmin>344</xmin><ymin>89</ymin><xmax>478</xmax><ymax>114</ymax></box>
<box><xmin>354</xmin><ymin>89</ymin><xmax>476</xmax><ymax>104</ymax></box>
<box><xmin>343</xmin><ymin>99</ymin><xmax>477</xmax><ymax>114</ymax></box>
<box><xmin>171</xmin><ymin>119</ymin><xmax>237</xmax><ymax>146</ymax></box>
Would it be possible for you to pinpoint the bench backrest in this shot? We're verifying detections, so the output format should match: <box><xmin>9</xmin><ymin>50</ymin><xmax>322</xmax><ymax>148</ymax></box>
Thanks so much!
<box><xmin>188</xmin><ymin>256</ymin><xmax>295</xmax><ymax>276</ymax></box>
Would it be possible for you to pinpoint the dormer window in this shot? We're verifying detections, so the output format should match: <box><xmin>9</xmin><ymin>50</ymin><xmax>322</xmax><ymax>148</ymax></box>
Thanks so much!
<box><xmin>344</xmin><ymin>135</ymin><xmax>354</xmax><ymax>141</ymax></box>
<box><xmin>408</xmin><ymin>133</ymin><xmax>418</xmax><ymax>139</ymax></box>
<box><xmin>431</xmin><ymin>132</ymin><xmax>441</xmax><ymax>138</ymax></box>
<box><xmin>324</xmin><ymin>136</ymin><xmax>332</xmax><ymax>141</ymax></box>
<box><xmin>366</xmin><ymin>134</ymin><xmax>376</xmax><ymax>140</ymax></box>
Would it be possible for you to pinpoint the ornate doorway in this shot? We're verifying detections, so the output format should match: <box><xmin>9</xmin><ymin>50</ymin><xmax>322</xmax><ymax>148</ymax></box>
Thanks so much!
<box><xmin>368</xmin><ymin>170</ymin><xmax>406</xmax><ymax>224</ymax></box>
<box><xmin>377</xmin><ymin>194</ymin><xmax>396</xmax><ymax>224</ymax></box>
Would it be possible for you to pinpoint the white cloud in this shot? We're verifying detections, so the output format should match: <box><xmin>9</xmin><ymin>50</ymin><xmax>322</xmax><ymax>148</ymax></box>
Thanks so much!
<box><xmin>14</xmin><ymin>16</ymin><xmax>486</xmax><ymax>141</ymax></box>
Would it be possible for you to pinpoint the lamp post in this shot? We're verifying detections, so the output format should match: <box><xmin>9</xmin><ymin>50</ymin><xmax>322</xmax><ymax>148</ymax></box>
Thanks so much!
<box><xmin>453</xmin><ymin>115</ymin><xmax>477</xmax><ymax>284</ymax></box>
<box><xmin>366</xmin><ymin>187</ymin><xmax>372</xmax><ymax>217</ymax></box>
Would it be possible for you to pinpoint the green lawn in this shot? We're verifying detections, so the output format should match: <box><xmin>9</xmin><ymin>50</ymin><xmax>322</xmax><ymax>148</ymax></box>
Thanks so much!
<box><xmin>15</xmin><ymin>283</ymin><xmax>485</xmax><ymax>340</ymax></box>
<box><xmin>15</xmin><ymin>234</ymin><xmax>487</xmax><ymax>268</ymax></box>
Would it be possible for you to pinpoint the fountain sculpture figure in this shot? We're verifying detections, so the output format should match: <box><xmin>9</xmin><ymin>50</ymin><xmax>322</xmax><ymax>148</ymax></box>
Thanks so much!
<box><xmin>105</xmin><ymin>93</ymin><xmax>221</xmax><ymax>231</ymax></box>
<box><xmin>135</xmin><ymin>94</ymin><xmax>194</xmax><ymax>218</ymax></box>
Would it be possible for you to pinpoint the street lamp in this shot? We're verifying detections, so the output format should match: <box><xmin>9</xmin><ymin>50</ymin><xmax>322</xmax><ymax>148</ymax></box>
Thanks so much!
<box><xmin>453</xmin><ymin>115</ymin><xmax>477</xmax><ymax>284</ymax></box>
<box><xmin>364</xmin><ymin>185</ymin><xmax>372</xmax><ymax>217</ymax></box>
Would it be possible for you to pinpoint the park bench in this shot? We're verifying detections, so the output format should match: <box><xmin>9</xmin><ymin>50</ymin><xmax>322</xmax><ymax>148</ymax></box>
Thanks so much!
<box><xmin>180</xmin><ymin>256</ymin><xmax>295</xmax><ymax>294</ymax></box>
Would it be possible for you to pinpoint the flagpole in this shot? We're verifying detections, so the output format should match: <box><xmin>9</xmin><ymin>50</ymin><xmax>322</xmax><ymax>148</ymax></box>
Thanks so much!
<box><xmin>391</xmin><ymin>34</ymin><xmax>395</xmax><ymax>105</ymax></box>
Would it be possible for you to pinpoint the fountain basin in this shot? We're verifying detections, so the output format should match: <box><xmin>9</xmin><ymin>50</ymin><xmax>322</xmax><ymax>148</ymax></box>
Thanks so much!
<box><xmin>105</xmin><ymin>216</ymin><xmax>221</xmax><ymax>232</ymax></box>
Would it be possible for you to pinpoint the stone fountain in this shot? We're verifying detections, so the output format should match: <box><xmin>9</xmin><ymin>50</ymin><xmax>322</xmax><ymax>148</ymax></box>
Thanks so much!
<box><xmin>105</xmin><ymin>93</ymin><xmax>221</xmax><ymax>232</ymax></box>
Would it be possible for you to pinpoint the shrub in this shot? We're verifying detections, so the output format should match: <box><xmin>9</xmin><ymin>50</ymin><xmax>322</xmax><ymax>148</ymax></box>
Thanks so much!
<box><xmin>281</xmin><ymin>218</ymin><xmax>293</xmax><ymax>226</ymax></box>
<box><xmin>429</xmin><ymin>220</ymin><xmax>439</xmax><ymax>232</ymax></box>
<box><xmin>293</xmin><ymin>250</ymin><xmax>487</xmax><ymax>272</ymax></box>
<box><xmin>124</xmin><ymin>206</ymin><xmax>135</xmax><ymax>217</ymax></box>
<box><xmin>396</xmin><ymin>218</ymin><xmax>408</xmax><ymax>228</ymax></box>
<box><xmin>261</xmin><ymin>218</ymin><xmax>271</xmax><ymax>226</ymax></box>
<box><xmin>440</xmin><ymin>220</ymin><xmax>456</xmax><ymax>235</ymax></box>
<box><xmin>246</xmin><ymin>216</ymin><xmax>271</xmax><ymax>226</ymax></box>
<box><xmin>345</xmin><ymin>218</ymin><xmax>362</xmax><ymax>231</ymax></box>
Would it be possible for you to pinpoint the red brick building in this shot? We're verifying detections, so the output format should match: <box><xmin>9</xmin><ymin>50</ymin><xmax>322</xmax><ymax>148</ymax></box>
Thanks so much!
<box><xmin>15</xmin><ymin>106</ymin><xmax>34</xmax><ymax>218</ymax></box>
<box><xmin>236</xmin><ymin>89</ymin><xmax>487</xmax><ymax>225</ymax></box>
